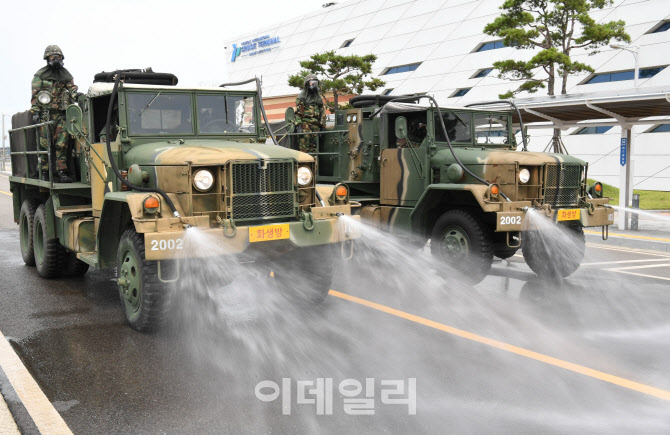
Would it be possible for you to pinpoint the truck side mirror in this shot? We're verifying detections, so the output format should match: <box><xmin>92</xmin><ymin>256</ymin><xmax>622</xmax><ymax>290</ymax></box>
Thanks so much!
<box><xmin>395</xmin><ymin>116</ymin><xmax>408</xmax><ymax>140</ymax></box>
<box><xmin>285</xmin><ymin>107</ymin><xmax>296</xmax><ymax>133</ymax></box>
<box><xmin>65</xmin><ymin>104</ymin><xmax>83</xmax><ymax>137</ymax></box>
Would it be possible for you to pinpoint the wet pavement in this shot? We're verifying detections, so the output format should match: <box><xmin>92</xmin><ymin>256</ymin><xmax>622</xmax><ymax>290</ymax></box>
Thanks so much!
<box><xmin>1</xmin><ymin>173</ymin><xmax>670</xmax><ymax>433</ymax></box>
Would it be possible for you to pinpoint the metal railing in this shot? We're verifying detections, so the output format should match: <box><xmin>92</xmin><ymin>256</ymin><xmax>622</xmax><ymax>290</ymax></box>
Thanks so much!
<box><xmin>8</xmin><ymin>121</ymin><xmax>54</xmax><ymax>184</ymax></box>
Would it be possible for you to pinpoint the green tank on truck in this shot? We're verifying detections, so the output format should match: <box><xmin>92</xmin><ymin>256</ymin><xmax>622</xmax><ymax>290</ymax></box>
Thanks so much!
<box><xmin>283</xmin><ymin>94</ymin><xmax>612</xmax><ymax>283</ymax></box>
<box><xmin>8</xmin><ymin>69</ymin><xmax>358</xmax><ymax>331</ymax></box>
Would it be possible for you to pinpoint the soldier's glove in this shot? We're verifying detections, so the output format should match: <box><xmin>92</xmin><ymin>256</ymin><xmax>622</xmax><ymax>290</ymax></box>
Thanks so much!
<box><xmin>295</xmin><ymin>125</ymin><xmax>302</xmax><ymax>133</ymax></box>
<box><xmin>31</xmin><ymin>113</ymin><xmax>40</xmax><ymax>124</ymax></box>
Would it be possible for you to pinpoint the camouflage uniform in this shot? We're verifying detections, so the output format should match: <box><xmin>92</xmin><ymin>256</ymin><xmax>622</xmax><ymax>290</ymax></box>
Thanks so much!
<box><xmin>295</xmin><ymin>75</ymin><xmax>326</xmax><ymax>153</ymax></box>
<box><xmin>30</xmin><ymin>46</ymin><xmax>78</xmax><ymax>172</ymax></box>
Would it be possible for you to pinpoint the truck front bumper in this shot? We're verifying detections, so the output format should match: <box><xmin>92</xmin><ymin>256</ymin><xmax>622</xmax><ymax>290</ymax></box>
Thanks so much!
<box><xmin>494</xmin><ymin>198</ymin><xmax>614</xmax><ymax>232</ymax></box>
<box><xmin>140</xmin><ymin>212</ymin><xmax>360</xmax><ymax>261</ymax></box>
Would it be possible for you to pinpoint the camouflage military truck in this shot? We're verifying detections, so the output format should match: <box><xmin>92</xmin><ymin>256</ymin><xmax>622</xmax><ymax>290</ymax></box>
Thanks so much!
<box><xmin>283</xmin><ymin>94</ymin><xmax>613</xmax><ymax>283</ymax></box>
<box><xmin>9</xmin><ymin>69</ymin><xmax>357</xmax><ymax>331</ymax></box>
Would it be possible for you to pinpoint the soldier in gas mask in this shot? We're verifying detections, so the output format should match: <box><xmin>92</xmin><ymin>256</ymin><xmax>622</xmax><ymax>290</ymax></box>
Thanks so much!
<box><xmin>30</xmin><ymin>45</ymin><xmax>79</xmax><ymax>182</ymax></box>
<box><xmin>295</xmin><ymin>74</ymin><xmax>326</xmax><ymax>153</ymax></box>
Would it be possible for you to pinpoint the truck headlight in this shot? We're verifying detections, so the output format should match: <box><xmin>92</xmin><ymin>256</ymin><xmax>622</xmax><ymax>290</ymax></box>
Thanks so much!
<box><xmin>297</xmin><ymin>166</ymin><xmax>312</xmax><ymax>186</ymax></box>
<box><xmin>193</xmin><ymin>169</ymin><xmax>214</xmax><ymax>192</ymax></box>
<box><xmin>519</xmin><ymin>168</ymin><xmax>530</xmax><ymax>184</ymax></box>
<box><xmin>37</xmin><ymin>91</ymin><xmax>52</xmax><ymax>105</ymax></box>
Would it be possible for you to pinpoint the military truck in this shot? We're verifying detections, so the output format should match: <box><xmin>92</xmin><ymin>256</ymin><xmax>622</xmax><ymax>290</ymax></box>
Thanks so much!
<box><xmin>9</xmin><ymin>69</ymin><xmax>357</xmax><ymax>331</ymax></box>
<box><xmin>283</xmin><ymin>94</ymin><xmax>613</xmax><ymax>283</ymax></box>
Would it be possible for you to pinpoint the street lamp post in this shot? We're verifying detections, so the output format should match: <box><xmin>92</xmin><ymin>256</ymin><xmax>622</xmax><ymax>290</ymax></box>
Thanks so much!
<box><xmin>610</xmin><ymin>44</ymin><xmax>640</xmax><ymax>87</ymax></box>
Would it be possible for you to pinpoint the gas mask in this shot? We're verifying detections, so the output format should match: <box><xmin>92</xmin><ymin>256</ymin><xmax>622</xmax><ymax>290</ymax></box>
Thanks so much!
<box><xmin>308</xmin><ymin>80</ymin><xmax>319</xmax><ymax>92</ymax></box>
<box><xmin>48</xmin><ymin>56</ymin><xmax>64</xmax><ymax>69</ymax></box>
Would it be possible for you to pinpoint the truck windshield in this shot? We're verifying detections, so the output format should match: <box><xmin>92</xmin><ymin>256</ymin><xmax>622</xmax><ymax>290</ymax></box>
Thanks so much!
<box><xmin>474</xmin><ymin>113</ymin><xmax>510</xmax><ymax>145</ymax></box>
<box><xmin>434</xmin><ymin>111</ymin><xmax>472</xmax><ymax>143</ymax></box>
<box><xmin>127</xmin><ymin>93</ymin><xmax>193</xmax><ymax>135</ymax></box>
<box><xmin>197</xmin><ymin>94</ymin><xmax>256</xmax><ymax>134</ymax></box>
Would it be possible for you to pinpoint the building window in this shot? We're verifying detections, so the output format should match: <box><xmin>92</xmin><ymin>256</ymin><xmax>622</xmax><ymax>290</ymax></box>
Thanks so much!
<box><xmin>382</xmin><ymin>63</ymin><xmax>421</xmax><ymax>75</ymax></box>
<box><xmin>472</xmin><ymin>68</ymin><xmax>493</xmax><ymax>78</ymax></box>
<box><xmin>574</xmin><ymin>126</ymin><xmax>612</xmax><ymax>135</ymax></box>
<box><xmin>584</xmin><ymin>66</ymin><xmax>666</xmax><ymax>84</ymax></box>
<box><xmin>475</xmin><ymin>40</ymin><xmax>505</xmax><ymax>52</ymax></box>
<box><xmin>340</xmin><ymin>39</ymin><xmax>355</xmax><ymax>48</ymax></box>
<box><xmin>382</xmin><ymin>88</ymin><xmax>394</xmax><ymax>95</ymax></box>
<box><xmin>649</xmin><ymin>21</ymin><xmax>670</xmax><ymax>33</ymax></box>
<box><xmin>649</xmin><ymin>124</ymin><xmax>670</xmax><ymax>133</ymax></box>
<box><xmin>450</xmin><ymin>88</ymin><xmax>471</xmax><ymax>97</ymax></box>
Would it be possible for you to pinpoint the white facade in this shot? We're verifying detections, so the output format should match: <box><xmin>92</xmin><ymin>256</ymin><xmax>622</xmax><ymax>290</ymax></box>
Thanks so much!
<box><xmin>223</xmin><ymin>0</ymin><xmax>670</xmax><ymax>192</ymax></box>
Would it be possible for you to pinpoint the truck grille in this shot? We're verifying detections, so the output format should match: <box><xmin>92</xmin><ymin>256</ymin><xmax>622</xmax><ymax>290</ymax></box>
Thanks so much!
<box><xmin>230</xmin><ymin>161</ymin><xmax>296</xmax><ymax>221</ymax></box>
<box><xmin>543</xmin><ymin>164</ymin><xmax>582</xmax><ymax>207</ymax></box>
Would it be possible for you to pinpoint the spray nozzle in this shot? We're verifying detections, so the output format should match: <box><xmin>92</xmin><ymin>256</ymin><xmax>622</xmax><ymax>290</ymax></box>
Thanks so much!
<box><xmin>332</xmin><ymin>212</ymin><xmax>345</xmax><ymax>217</ymax></box>
<box><xmin>522</xmin><ymin>206</ymin><xmax>530</xmax><ymax>212</ymax></box>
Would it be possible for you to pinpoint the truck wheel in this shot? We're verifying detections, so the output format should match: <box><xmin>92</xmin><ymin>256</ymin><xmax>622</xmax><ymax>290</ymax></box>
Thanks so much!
<box><xmin>273</xmin><ymin>245</ymin><xmax>335</xmax><ymax>305</ymax></box>
<box><xmin>430</xmin><ymin>210</ymin><xmax>493</xmax><ymax>284</ymax></box>
<box><xmin>33</xmin><ymin>204</ymin><xmax>65</xmax><ymax>278</ymax></box>
<box><xmin>19</xmin><ymin>199</ymin><xmax>40</xmax><ymax>266</ymax></box>
<box><xmin>117</xmin><ymin>228</ymin><xmax>169</xmax><ymax>332</ymax></box>
<box><xmin>522</xmin><ymin>223</ymin><xmax>585</xmax><ymax>279</ymax></box>
<box><xmin>63</xmin><ymin>252</ymin><xmax>89</xmax><ymax>276</ymax></box>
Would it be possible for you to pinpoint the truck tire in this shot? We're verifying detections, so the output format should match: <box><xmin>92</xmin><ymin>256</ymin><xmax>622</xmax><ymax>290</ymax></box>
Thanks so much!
<box><xmin>522</xmin><ymin>223</ymin><xmax>585</xmax><ymax>279</ymax></box>
<box><xmin>117</xmin><ymin>228</ymin><xmax>169</xmax><ymax>331</ymax></box>
<box><xmin>494</xmin><ymin>245</ymin><xmax>518</xmax><ymax>260</ymax></box>
<box><xmin>430</xmin><ymin>209</ymin><xmax>493</xmax><ymax>284</ymax></box>
<box><xmin>273</xmin><ymin>245</ymin><xmax>336</xmax><ymax>305</ymax></box>
<box><xmin>33</xmin><ymin>204</ymin><xmax>65</xmax><ymax>278</ymax></box>
<box><xmin>63</xmin><ymin>252</ymin><xmax>89</xmax><ymax>277</ymax></box>
<box><xmin>19</xmin><ymin>199</ymin><xmax>41</xmax><ymax>266</ymax></box>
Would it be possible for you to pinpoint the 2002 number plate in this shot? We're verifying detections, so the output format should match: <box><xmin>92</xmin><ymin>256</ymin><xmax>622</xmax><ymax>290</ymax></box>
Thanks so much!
<box><xmin>249</xmin><ymin>224</ymin><xmax>290</xmax><ymax>243</ymax></box>
<box><xmin>557</xmin><ymin>209</ymin><xmax>581</xmax><ymax>221</ymax></box>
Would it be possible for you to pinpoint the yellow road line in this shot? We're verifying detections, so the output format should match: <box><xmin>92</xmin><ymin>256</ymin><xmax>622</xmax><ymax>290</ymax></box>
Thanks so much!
<box><xmin>329</xmin><ymin>289</ymin><xmax>670</xmax><ymax>403</ymax></box>
<box><xmin>585</xmin><ymin>230</ymin><xmax>670</xmax><ymax>243</ymax></box>
<box><xmin>0</xmin><ymin>330</ymin><xmax>73</xmax><ymax>434</ymax></box>
<box><xmin>0</xmin><ymin>190</ymin><xmax>11</xmax><ymax>197</ymax></box>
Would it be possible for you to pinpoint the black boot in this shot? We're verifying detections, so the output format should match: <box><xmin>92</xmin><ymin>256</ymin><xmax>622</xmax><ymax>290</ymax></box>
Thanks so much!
<box><xmin>55</xmin><ymin>170</ymin><xmax>73</xmax><ymax>183</ymax></box>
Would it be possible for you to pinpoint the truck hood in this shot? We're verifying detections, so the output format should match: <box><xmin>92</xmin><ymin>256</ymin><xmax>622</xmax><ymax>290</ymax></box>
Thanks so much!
<box><xmin>124</xmin><ymin>140</ymin><xmax>312</xmax><ymax>166</ymax></box>
<box><xmin>431</xmin><ymin>148</ymin><xmax>586</xmax><ymax>167</ymax></box>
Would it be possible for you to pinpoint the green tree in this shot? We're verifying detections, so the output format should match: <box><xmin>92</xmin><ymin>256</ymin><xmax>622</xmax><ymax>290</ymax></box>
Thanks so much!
<box><xmin>288</xmin><ymin>51</ymin><xmax>385</xmax><ymax>112</ymax></box>
<box><xmin>484</xmin><ymin>0</ymin><xmax>630</xmax><ymax>151</ymax></box>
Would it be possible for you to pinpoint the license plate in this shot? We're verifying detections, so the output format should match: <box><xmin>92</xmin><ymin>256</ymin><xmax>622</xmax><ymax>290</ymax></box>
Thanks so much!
<box><xmin>249</xmin><ymin>224</ymin><xmax>290</xmax><ymax>242</ymax></box>
<box><xmin>557</xmin><ymin>209</ymin><xmax>581</xmax><ymax>221</ymax></box>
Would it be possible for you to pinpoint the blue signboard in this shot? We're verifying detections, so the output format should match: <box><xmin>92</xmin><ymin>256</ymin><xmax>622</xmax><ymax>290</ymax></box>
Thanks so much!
<box><xmin>620</xmin><ymin>138</ymin><xmax>627</xmax><ymax>166</ymax></box>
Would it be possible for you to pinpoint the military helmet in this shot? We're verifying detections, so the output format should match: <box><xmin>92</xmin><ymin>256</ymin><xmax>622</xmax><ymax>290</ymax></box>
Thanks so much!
<box><xmin>304</xmin><ymin>74</ymin><xmax>319</xmax><ymax>86</ymax></box>
<box><xmin>43</xmin><ymin>45</ymin><xmax>64</xmax><ymax>60</ymax></box>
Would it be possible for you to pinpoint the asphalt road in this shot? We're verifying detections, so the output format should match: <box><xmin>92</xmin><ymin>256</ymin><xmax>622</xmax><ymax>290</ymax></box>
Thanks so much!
<box><xmin>1</xmin><ymin>173</ymin><xmax>670</xmax><ymax>434</ymax></box>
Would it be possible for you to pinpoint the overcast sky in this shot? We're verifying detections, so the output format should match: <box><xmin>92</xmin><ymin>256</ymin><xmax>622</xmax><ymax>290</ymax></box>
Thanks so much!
<box><xmin>0</xmin><ymin>0</ymin><xmax>329</xmax><ymax>143</ymax></box>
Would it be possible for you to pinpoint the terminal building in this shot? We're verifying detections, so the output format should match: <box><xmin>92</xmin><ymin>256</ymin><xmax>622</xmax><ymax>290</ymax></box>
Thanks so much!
<box><xmin>222</xmin><ymin>0</ymin><xmax>670</xmax><ymax>191</ymax></box>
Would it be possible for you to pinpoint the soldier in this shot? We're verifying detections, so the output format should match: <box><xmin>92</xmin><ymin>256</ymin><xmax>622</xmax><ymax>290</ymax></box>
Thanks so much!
<box><xmin>30</xmin><ymin>45</ymin><xmax>79</xmax><ymax>182</ymax></box>
<box><xmin>295</xmin><ymin>74</ymin><xmax>326</xmax><ymax>153</ymax></box>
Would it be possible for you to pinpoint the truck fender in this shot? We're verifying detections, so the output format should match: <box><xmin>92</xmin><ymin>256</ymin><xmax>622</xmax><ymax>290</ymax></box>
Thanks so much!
<box><xmin>97</xmin><ymin>192</ymin><xmax>140</xmax><ymax>268</ymax></box>
<box><xmin>409</xmin><ymin>184</ymin><xmax>499</xmax><ymax>237</ymax></box>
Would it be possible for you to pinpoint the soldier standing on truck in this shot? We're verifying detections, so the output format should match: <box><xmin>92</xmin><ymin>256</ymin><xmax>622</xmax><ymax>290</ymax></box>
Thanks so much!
<box><xmin>295</xmin><ymin>74</ymin><xmax>326</xmax><ymax>153</ymax></box>
<box><xmin>30</xmin><ymin>45</ymin><xmax>78</xmax><ymax>182</ymax></box>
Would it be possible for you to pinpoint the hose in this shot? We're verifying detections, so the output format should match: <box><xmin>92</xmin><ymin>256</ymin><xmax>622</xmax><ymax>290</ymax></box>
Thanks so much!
<box><xmin>374</xmin><ymin>95</ymin><xmax>511</xmax><ymax>201</ymax></box>
<box><xmin>106</xmin><ymin>70</ymin><xmax>181</xmax><ymax>217</ymax></box>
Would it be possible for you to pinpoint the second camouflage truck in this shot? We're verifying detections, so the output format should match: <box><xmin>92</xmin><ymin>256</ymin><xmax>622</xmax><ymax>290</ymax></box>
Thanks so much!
<box><xmin>283</xmin><ymin>94</ymin><xmax>613</xmax><ymax>283</ymax></box>
<box><xmin>9</xmin><ymin>70</ymin><xmax>358</xmax><ymax>331</ymax></box>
